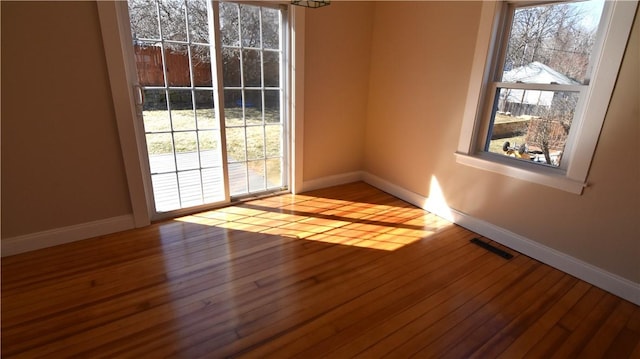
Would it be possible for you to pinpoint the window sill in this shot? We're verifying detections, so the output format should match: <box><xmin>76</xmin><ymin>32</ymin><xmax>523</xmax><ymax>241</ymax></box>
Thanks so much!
<box><xmin>454</xmin><ymin>152</ymin><xmax>587</xmax><ymax>194</ymax></box>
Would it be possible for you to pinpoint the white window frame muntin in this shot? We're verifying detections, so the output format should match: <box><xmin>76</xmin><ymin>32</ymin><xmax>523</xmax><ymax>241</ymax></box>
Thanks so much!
<box><xmin>98</xmin><ymin>0</ymin><xmax>300</xmax><ymax>223</ymax></box>
<box><xmin>456</xmin><ymin>0</ymin><xmax>638</xmax><ymax>194</ymax></box>
<box><xmin>491</xmin><ymin>82</ymin><xmax>584</xmax><ymax>92</ymax></box>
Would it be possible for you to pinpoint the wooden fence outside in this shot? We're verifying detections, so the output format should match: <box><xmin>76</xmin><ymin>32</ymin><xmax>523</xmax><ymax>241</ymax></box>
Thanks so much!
<box><xmin>135</xmin><ymin>45</ymin><xmax>278</xmax><ymax>110</ymax></box>
<box><xmin>135</xmin><ymin>45</ymin><xmax>213</xmax><ymax>87</ymax></box>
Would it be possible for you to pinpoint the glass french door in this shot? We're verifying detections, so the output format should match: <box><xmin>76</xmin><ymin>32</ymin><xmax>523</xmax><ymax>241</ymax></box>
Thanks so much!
<box><xmin>127</xmin><ymin>0</ymin><xmax>287</xmax><ymax>216</ymax></box>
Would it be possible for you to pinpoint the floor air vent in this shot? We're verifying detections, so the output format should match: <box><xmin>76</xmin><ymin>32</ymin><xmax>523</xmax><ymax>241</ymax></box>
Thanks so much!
<box><xmin>470</xmin><ymin>238</ymin><xmax>513</xmax><ymax>259</ymax></box>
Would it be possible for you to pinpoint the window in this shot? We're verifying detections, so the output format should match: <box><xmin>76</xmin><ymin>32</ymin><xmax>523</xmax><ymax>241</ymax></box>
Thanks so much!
<box><xmin>456</xmin><ymin>0</ymin><xmax>638</xmax><ymax>194</ymax></box>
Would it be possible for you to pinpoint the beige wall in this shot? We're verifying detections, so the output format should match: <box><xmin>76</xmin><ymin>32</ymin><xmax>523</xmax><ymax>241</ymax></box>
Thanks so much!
<box><xmin>303</xmin><ymin>1</ymin><xmax>373</xmax><ymax>180</ymax></box>
<box><xmin>364</xmin><ymin>2</ymin><xmax>640</xmax><ymax>282</ymax></box>
<box><xmin>1</xmin><ymin>1</ymin><xmax>132</xmax><ymax>238</ymax></box>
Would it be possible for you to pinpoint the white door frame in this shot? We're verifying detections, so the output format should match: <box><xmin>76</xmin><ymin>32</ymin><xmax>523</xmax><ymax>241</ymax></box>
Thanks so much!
<box><xmin>97</xmin><ymin>1</ymin><xmax>305</xmax><ymax>225</ymax></box>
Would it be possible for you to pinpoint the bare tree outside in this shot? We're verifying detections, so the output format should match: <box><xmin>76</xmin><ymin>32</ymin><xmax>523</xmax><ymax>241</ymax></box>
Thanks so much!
<box><xmin>505</xmin><ymin>3</ymin><xmax>597</xmax><ymax>83</ymax></box>
<box><xmin>128</xmin><ymin>0</ymin><xmax>209</xmax><ymax>43</ymax></box>
<box><xmin>128</xmin><ymin>0</ymin><xmax>280</xmax><ymax>106</ymax></box>
<box><xmin>526</xmin><ymin>92</ymin><xmax>579</xmax><ymax>165</ymax></box>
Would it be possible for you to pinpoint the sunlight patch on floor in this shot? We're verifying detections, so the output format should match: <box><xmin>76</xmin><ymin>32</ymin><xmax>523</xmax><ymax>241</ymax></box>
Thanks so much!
<box><xmin>173</xmin><ymin>192</ymin><xmax>454</xmax><ymax>251</ymax></box>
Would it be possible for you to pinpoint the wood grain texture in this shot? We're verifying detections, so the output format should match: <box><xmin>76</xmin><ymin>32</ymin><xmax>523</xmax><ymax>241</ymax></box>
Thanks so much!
<box><xmin>2</xmin><ymin>182</ymin><xmax>638</xmax><ymax>358</ymax></box>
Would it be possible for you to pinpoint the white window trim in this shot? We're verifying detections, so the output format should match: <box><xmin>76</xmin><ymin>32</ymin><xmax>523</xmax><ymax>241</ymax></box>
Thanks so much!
<box><xmin>456</xmin><ymin>0</ymin><xmax>638</xmax><ymax>195</ymax></box>
<box><xmin>98</xmin><ymin>1</ymin><xmax>153</xmax><ymax>226</ymax></box>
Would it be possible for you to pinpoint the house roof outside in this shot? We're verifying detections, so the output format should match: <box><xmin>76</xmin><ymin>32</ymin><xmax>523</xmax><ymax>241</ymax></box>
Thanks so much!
<box><xmin>502</xmin><ymin>61</ymin><xmax>580</xmax><ymax>85</ymax></box>
<box><xmin>501</xmin><ymin>62</ymin><xmax>580</xmax><ymax>106</ymax></box>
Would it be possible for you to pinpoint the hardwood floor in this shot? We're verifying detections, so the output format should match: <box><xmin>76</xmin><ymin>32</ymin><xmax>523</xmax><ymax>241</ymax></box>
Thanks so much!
<box><xmin>2</xmin><ymin>182</ymin><xmax>639</xmax><ymax>358</ymax></box>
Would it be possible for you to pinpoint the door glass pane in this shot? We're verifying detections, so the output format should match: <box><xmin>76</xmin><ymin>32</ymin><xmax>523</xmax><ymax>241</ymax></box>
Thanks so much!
<box><xmin>225</xmin><ymin>127</ymin><xmax>246</xmax><ymax>162</ymax></box>
<box><xmin>263</xmin><ymin>52</ymin><xmax>279</xmax><ymax>88</ymax></box>
<box><xmin>243</xmin><ymin>49</ymin><xmax>262</xmax><ymax>87</ymax></box>
<box><xmin>240</xmin><ymin>5</ymin><xmax>260</xmax><ymax>48</ymax></box>
<box><xmin>198</xmin><ymin>130</ymin><xmax>221</xmax><ymax>159</ymax></box>
<box><xmin>146</xmin><ymin>133</ymin><xmax>175</xmax><ymax>173</ymax></box>
<box><xmin>158</xmin><ymin>0</ymin><xmax>187</xmax><ymax>42</ymax></box>
<box><xmin>198</xmin><ymin>131</ymin><xmax>221</xmax><ymax>174</ymax></box>
<box><xmin>219</xmin><ymin>2</ymin><xmax>240</xmax><ymax>47</ymax></box>
<box><xmin>244</xmin><ymin>90</ymin><xmax>263</xmax><ymax>123</ymax></box>
<box><xmin>202</xmin><ymin>167</ymin><xmax>224</xmax><ymax>202</ymax></box>
<box><xmin>194</xmin><ymin>90</ymin><xmax>217</xmax><ymax>129</ymax></box>
<box><xmin>152</xmin><ymin>173</ymin><xmax>179</xmax><ymax>212</ymax></box>
<box><xmin>266</xmin><ymin>158</ymin><xmax>282</xmax><ymax>188</ymax></box>
<box><xmin>143</xmin><ymin>90</ymin><xmax>170</xmax><ymax>131</ymax></box>
<box><xmin>191</xmin><ymin>45</ymin><xmax>212</xmax><ymax>86</ymax></box>
<box><xmin>135</xmin><ymin>43</ymin><xmax>165</xmax><ymax>86</ymax></box>
<box><xmin>222</xmin><ymin>48</ymin><xmax>241</xmax><ymax>87</ymax></box>
<box><xmin>187</xmin><ymin>0</ymin><xmax>210</xmax><ymax>44</ymax></box>
<box><xmin>169</xmin><ymin>90</ymin><xmax>195</xmax><ymax>131</ymax></box>
<box><xmin>485</xmin><ymin>88</ymin><xmax>579</xmax><ymax>167</ymax></box>
<box><xmin>174</xmin><ymin>131</ymin><xmax>199</xmax><ymax>170</ymax></box>
<box><xmin>229</xmin><ymin>162</ymin><xmax>248</xmax><ymax>195</ymax></box>
<box><xmin>265</xmin><ymin>90</ymin><xmax>280</xmax><ymax>123</ymax></box>
<box><xmin>128</xmin><ymin>0</ymin><xmax>159</xmax><ymax>40</ymax></box>
<box><xmin>224</xmin><ymin>89</ymin><xmax>243</xmax><ymax>126</ymax></box>
<box><xmin>246</xmin><ymin>126</ymin><xmax>265</xmax><ymax>160</ymax></box>
<box><xmin>501</xmin><ymin>0</ymin><xmax>605</xmax><ymax>85</ymax></box>
<box><xmin>265</xmin><ymin>125</ymin><xmax>282</xmax><ymax>157</ymax></box>
<box><xmin>262</xmin><ymin>7</ymin><xmax>280</xmax><ymax>50</ymax></box>
<box><xmin>178</xmin><ymin>170</ymin><xmax>203</xmax><ymax>207</ymax></box>
<box><xmin>248</xmin><ymin>160</ymin><xmax>266</xmax><ymax>192</ymax></box>
<box><xmin>165</xmin><ymin>44</ymin><xmax>191</xmax><ymax>87</ymax></box>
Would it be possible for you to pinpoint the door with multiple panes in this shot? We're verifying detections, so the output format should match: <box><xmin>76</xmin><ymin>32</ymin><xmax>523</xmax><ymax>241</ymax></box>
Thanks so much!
<box><xmin>127</xmin><ymin>0</ymin><xmax>287</xmax><ymax>217</ymax></box>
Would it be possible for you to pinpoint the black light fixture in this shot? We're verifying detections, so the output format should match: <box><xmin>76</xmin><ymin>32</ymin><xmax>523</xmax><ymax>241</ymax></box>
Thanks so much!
<box><xmin>291</xmin><ymin>0</ymin><xmax>330</xmax><ymax>8</ymax></box>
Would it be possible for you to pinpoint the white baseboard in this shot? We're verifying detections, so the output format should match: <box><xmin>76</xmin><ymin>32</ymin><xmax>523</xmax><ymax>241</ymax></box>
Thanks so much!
<box><xmin>1</xmin><ymin>215</ymin><xmax>135</xmax><ymax>257</ymax></box>
<box><xmin>302</xmin><ymin>171</ymin><xmax>364</xmax><ymax>192</ymax></box>
<box><xmin>4</xmin><ymin>173</ymin><xmax>637</xmax><ymax>305</ymax></box>
<box><xmin>362</xmin><ymin>171</ymin><xmax>640</xmax><ymax>305</ymax></box>
<box><xmin>451</xmin><ymin>212</ymin><xmax>640</xmax><ymax>306</ymax></box>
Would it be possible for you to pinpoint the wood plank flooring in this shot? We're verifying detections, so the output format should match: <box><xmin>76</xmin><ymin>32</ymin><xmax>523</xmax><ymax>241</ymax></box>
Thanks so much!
<box><xmin>2</xmin><ymin>182</ymin><xmax>639</xmax><ymax>358</ymax></box>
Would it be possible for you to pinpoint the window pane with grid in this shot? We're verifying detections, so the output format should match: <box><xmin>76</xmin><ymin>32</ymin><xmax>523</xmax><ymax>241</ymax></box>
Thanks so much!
<box><xmin>484</xmin><ymin>0</ymin><xmax>605</xmax><ymax>168</ymax></box>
